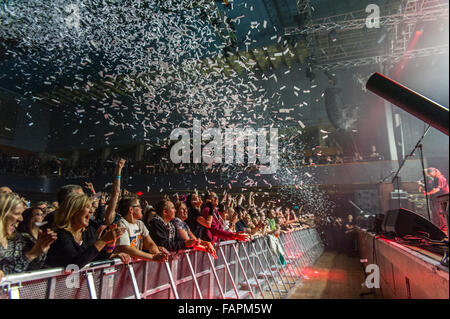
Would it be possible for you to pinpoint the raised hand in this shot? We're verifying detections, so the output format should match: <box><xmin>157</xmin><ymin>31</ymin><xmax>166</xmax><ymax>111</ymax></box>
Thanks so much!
<box><xmin>101</xmin><ymin>227</ymin><xmax>126</xmax><ymax>244</ymax></box>
<box><xmin>96</xmin><ymin>225</ymin><xmax>108</xmax><ymax>238</ymax></box>
<box><xmin>35</xmin><ymin>229</ymin><xmax>58</xmax><ymax>254</ymax></box>
<box><xmin>84</xmin><ymin>182</ymin><xmax>95</xmax><ymax>193</ymax></box>
<box><xmin>117</xmin><ymin>158</ymin><xmax>126</xmax><ymax>170</ymax></box>
<box><xmin>100</xmin><ymin>193</ymin><xmax>107</xmax><ymax>206</ymax></box>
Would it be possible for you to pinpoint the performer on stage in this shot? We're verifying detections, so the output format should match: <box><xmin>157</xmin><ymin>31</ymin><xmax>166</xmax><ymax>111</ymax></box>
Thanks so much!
<box><xmin>420</xmin><ymin>168</ymin><xmax>449</xmax><ymax>234</ymax></box>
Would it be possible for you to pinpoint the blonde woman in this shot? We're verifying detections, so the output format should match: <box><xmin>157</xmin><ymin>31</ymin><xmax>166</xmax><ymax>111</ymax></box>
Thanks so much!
<box><xmin>0</xmin><ymin>193</ymin><xmax>57</xmax><ymax>275</ymax></box>
<box><xmin>46</xmin><ymin>193</ymin><xmax>129</xmax><ymax>268</ymax></box>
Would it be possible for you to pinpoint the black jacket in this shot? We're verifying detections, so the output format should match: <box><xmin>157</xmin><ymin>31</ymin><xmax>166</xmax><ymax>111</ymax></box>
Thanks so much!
<box><xmin>148</xmin><ymin>218</ymin><xmax>186</xmax><ymax>252</ymax></box>
<box><xmin>45</xmin><ymin>224</ymin><xmax>110</xmax><ymax>268</ymax></box>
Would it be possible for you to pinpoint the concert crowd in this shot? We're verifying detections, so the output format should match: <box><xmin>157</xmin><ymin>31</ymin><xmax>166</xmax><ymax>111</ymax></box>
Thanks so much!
<box><xmin>0</xmin><ymin>158</ymin><xmax>322</xmax><ymax>281</ymax></box>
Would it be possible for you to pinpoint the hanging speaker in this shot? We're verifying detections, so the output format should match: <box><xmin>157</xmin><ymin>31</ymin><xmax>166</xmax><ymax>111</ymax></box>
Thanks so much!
<box><xmin>324</xmin><ymin>87</ymin><xmax>343</xmax><ymax>129</ymax></box>
<box><xmin>382</xmin><ymin>208</ymin><xmax>446</xmax><ymax>240</ymax></box>
<box><xmin>324</xmin><ymin>86</ymin><xmax>360</xmax><ymax>132</ymax></box>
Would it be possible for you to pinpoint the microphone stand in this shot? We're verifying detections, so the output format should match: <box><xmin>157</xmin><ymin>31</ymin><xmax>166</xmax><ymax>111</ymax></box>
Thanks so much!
<box><xmin>390</xmin><ymin>125</ymin><xmax>432</xmax><ymax>220</ymax></box>
<box><xmin>418</xmin><ymin>143</ymin><xmax>432</xmax><ymax>222</ymax></box>
<box><xmin>349</xmin><ymin>200</ymin><xmax>364</xmax><ymax>215</ymax></box>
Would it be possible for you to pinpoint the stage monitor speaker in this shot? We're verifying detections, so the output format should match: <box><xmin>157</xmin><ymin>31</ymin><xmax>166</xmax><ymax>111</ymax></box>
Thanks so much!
<box><xmin>372</xmin><ymin>213</ymin><xmax>385</xmax><ymax>233</ymax></box>
<box><xmin>382</xmin><ymin>208</ymin><xmax>446</xmax><ymax>240</ymax></box>
<box><xmin>388</xmin><ymin>198</ymin><xmax>411</xmax><ymax>210</ymax></box>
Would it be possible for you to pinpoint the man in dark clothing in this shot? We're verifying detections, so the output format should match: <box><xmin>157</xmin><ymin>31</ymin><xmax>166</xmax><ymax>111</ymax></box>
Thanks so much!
<box><xmin>343</xmin><ymin>214</ymin><xmax>357</xmax><ymax>255</ymax></box>
<box><xmin>148</xmin><ymin>200</ymin><xmax>198</xmax><ymax>252</ymax></box>
<box><xmin>235</xmin><ymin>212</ymin><xmax>249</xmax><ymax>233</ymax></box>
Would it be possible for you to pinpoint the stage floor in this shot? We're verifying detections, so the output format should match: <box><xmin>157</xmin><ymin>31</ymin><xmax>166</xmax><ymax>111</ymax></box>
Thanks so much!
<box><xmin>287</xmin><ymin>250</ymin><xmax>373</xmax><ymax>299</ymax></box>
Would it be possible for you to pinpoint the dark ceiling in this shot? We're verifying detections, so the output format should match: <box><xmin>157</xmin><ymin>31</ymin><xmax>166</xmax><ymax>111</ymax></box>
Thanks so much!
<box><xmin>0</xmin><ymin>0</ymin><xmax>447</xmax><ymax>112</ymax></box>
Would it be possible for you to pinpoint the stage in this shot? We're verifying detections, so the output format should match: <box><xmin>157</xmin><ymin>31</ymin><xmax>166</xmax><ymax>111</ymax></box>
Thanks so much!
<box><xmin>358</xmin><ymin>229</ymin><xmax>449</xmax><ymax>299</ymax></box>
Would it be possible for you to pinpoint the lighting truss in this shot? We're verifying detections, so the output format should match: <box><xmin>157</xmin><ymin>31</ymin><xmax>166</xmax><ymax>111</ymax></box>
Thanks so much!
<box><xmin>286</xmin><ymin>0</ymin><xmax>449</xmax><ymax>70</ymax></box>
<box><xmin>315</xmin><ymin>44</ymin><xmax>449</xmax><ymax>71</ymax></box>
<box><xmin>286</xmin><ymin>0</ymin><xmax>448</xmax><ymax>36</ymax></box>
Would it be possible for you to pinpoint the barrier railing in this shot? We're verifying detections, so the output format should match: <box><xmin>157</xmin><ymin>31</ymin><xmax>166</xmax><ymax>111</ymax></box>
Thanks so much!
<box><xmin>0</xmin><ymin>229</ymin><xmax>324</xmax><ymax>299</ymax></box>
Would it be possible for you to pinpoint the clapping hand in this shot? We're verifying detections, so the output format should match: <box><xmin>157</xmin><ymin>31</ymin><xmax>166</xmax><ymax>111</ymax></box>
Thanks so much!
<box><xmin>35</xmin><ymin>229</ymin><xmax>58</xmax><ymax>254</ymax></box>
<box><xmin>100</xmin><ymin>226</ymin><xmax>126</xmax><ymax>245</ymax></box>
<box><xmin>100</xmin><ymin>193</ymin><xmax>107</xmax><ymax>206</ymax></box>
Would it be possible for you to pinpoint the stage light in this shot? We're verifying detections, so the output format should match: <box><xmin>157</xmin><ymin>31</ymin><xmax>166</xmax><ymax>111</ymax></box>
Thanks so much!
<box><xmin>306</xmin><ymin>65</ymin><xmax>316</xmax><ymax>82</ymax></box>
<box><xmin>415</xmin><ymin>22</ymin><xmax>425</xmax><ymax>35</ymax></box>
<box><xmin>324</xmin><ymin>69</ymin><xmax>337</xmax><ymax>85</ymax></box>
<box><xmin>377</xmin><ymin>30</ymin><xmax>387</xmax><ymax>44</ymax></box>
<box><xmin>328</xmin><ymin>29</ymin><xmax>338</xmax><ymax>43</ymax></box>
<box><xmin>137</xmin><ymin>191</ymin><xmax>144</xmax><ymax>196</ymax></box>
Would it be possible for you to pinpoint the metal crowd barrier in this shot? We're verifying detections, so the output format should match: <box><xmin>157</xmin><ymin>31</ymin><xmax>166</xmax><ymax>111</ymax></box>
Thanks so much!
<box><xmin>0</xmin><ymin>229</ymin><xmax>324</xmax><ymax>299</ymax></box>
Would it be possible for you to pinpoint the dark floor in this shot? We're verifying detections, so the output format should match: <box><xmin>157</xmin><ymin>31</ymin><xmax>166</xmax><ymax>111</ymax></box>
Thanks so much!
<box><xmin>287</xmin><ymin>250</ymin><xmax>374</xmax><ymax>299</ymax></box>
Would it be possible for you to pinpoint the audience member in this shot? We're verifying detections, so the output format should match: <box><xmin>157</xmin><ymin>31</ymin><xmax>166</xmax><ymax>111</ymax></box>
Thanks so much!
<box><xmin>113</xmin><ymin>196</ymin><xmax>168</xmax><ymax>262</ymax></box>
<box><xmin>368</xmin><ymin>145</ymin><xmax>383</xmax><ymax>161</ymax></box>
<box><xmin>234</xmin><ymin>209</ymin><xmax>250</xmax><ymax>233</ymax></box>
<box><xmin>42</xmin><ymin>184</ymin><xmax>84</xmax><ymax>231</ymax></box>
<box><xmin>46</xmin><ymin>193</ymin><xmax>128</xmax><ymax>268</ymax></box>
<box><xmin>17</xmin><ymin>207</ymin><xmax>45</xmax><ymax>243</ymax></box>
<box><xmin>173</xmin><ymin>201</ymin><xmax>217</xmax><ymax>258</ymax></box>
<box><xmin>185</xmin><ymin>193</ymin><xmax>209</xmax><ymax>240</ymax></box>
<box><xmin>201</xmin><ymin>192</ymin><xmax>248</xmax><ymax>243</ymax></box>
<box><xmin>0</xmin><ymin>186</ymin><xmax>13</xmax><ymax>194</ymax></box>
<box><xmin>148</xmin><ymin>200</ymin><xmax>198</xmax><ymax>252</ymax></box>
<box><xmin>1</xmin><ymin>192</ymin><xmax>57</xmax><ymax>274</ymax></box>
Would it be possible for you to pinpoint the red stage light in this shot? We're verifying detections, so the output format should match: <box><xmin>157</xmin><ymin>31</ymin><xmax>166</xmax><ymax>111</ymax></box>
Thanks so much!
<box><xmin>136</xmin><ymin>191</ymin><xmax>144</xmax><ymax>196</ymax></box>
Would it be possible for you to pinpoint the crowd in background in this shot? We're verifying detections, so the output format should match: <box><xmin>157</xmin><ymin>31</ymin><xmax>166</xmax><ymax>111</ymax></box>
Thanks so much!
<box><xmin>0</xmin><ymin>145</ymin><xmax>384</xmax><ymax>179</ymax></box>
<box><xmin>0</xmin><ymin>158</ymin><xmax>318</xmax><ymax>282</ymax></box>
<box><xmin>298</xmin><ymin>145</ymin><xmax>384</xmax><ymax>167</ymax></box>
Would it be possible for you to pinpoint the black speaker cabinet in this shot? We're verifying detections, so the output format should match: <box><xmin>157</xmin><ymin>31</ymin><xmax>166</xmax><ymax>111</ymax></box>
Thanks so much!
<box><xmin>382</xmin><ymin>208</ymin><xmax>446</xmax><ymax>240</ymax></box>
<box><xmin>389</xmin><ymin>198</ymin><xmax>411</xmax><ymax>211</ymax></box>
